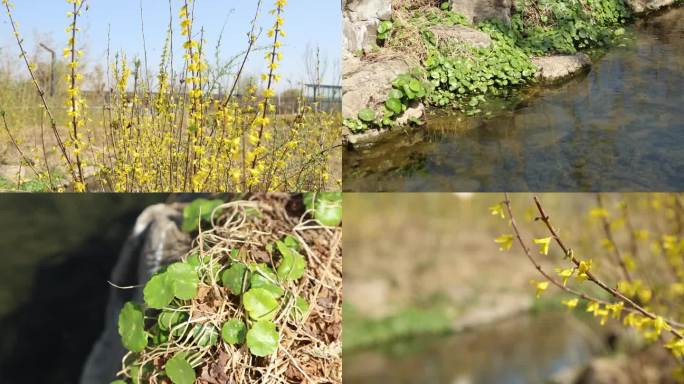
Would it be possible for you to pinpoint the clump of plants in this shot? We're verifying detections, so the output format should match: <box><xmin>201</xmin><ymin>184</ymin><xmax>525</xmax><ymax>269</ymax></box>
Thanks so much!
<box><xmin>493</xmin><ymin>194</ymin><xmax>684</xmax><ymax>379</ymax></box>
<box><xmin>423</xmin><ymin>37</ymin><xmax>536</xmax><ymax>113</ymax></box>
<box><xmin>113</xmin><ymin>194</ymin><xmax>342</xmax><ymax>383</ymax></box>
<box><xmin>353</xmin><ymin>71</ymin><xmax>428</xmax><ymax>129</ymax></box>
<box><xmin>498</xmin><ymin>0</ymin><xmax>632</xmax><ymax>55</ymax></box>
<box><xmin>1</xmin><ymin>0</ymin><xmax>341</xmax><ymax>192</ymax></box>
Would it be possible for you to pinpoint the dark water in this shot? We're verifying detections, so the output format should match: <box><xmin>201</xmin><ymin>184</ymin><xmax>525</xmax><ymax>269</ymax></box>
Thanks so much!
<box><xmin>344</xmin><ymin>312</ymin><xmax>607</xmax><ymax>384</ymax></box>
<box><xmin>0</xmin><ymin>195</ymin><xmax>167</xmax><ymax>384</ymax></box>
<box><xmin>344</xmin><ymin>8</ymin><xmax>684</xmax><ymax>192</ymax></box>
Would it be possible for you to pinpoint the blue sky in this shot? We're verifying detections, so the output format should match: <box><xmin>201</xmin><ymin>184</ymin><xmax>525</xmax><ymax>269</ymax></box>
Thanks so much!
<box><xmin>0</xmin><ymin>0</ymin><xmax>341</xmax><ymax>90</ymax></box>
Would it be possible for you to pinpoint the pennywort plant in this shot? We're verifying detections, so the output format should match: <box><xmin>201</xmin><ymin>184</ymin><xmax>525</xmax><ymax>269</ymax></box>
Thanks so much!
<box><xmin>113</xmin><ymin>196</ymin><xmax>341</xmax><ymax>384</ymax></box>
<box><xmin>493</xmin><ymin>194</ymin><xmax>684</xmax><ymax>375</ymax></box>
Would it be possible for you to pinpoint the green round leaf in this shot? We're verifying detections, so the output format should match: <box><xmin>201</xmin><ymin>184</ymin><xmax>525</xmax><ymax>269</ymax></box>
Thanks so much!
<box><xmin>191</xmin><ymin>323</ymin><xmax>219</xmax><ymax>347</ymax></box>
<box><xmin>243</xmin><ymin>288</ymin><xmax>279</xmax><ymax>321</ymax></box>
<box><xmin>246</xmin><ymin>320</ymin><xmax>279</xmax><ymax>357</ymax></box>
<box><xmin>357</xmin><ymin>108</ymin><xmax>375</xmax><ymax>122</ymax></box>
<box><xmin>222</xmin><ymin>263</ymin><xmax>250</xmax><ymax>295</ymax></box>
<box><xmin>388</xmin><ymin>89</ymin><xmax>404</xmax><ymax>100</ymax></box>
<box><xmin>158</xmin><ymin>310</ymin><xmax>188</xmax><ymax>332</ymax></box>
<box><xmin>143</xmin><ymin>273</ymin><xmax>174</xmax><ymax>309</ymax></box>
<box><xmin>250</xmin><ymin>264</ymin><xmax>284</xmax><ymax>298</ymax></box>
<box><xmin>118</xmin><ymin>302</ymin><xmax>148</xmax><ymax>352</ymax></box>
<box><xmin>314</xmin><ymin>198</ymin><xmax>342</xmax><ymax>227</ymax></box>
<box><xmin>276</xmin><ymin>241</ymin><xmax>307</xmax><ymax>281</ymax></box>
<box><xmin>111</xmin><ymin>381</ymin><xmax>127</xmax><ymax>384</ymax></box>
<box><xmin>182</xmin><ymin>198</ymin><xmax>224</xmax><ymax>232</ymax></box>
<box><xmin>167</xmin><ymin>262</ymin><xmax>199</xmax><ymax>300</ymax></box>
<box><xmin>385</xmin><ymin>97</ymin><xmax>403</xmax><ymax>114</ymax></box>
<box><xmin>282</xmin><ymin>235</ymin><xmax>300</xmax><ymax>251</ymax></box>
<box><xmin>378</xmin><ymin>20</ymin><xmax>393</xmax><ymax>34</ymax></box>
<box><xmin>165</xmin><ymin>353</ymin><xmax>196</xmax><ymax>384</ymax></box>
<box><xmin>409</xmin><ymin>78</ymin><xmax>423</xmax><ymax>92</ymax></box>
<box><xmin>221</xmin><ymin>319</ymin><xmax>247</xmax><ymax>345</ymax></box>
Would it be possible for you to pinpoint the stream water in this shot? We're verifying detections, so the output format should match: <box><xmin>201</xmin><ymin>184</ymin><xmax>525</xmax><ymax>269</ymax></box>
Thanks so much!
<box><xmin>344</xmin><ymin>8</ymin><xmax>684</xmax><ymax>192</ymax></box>
<box><xmin>344</xmin><ymin>312</ymin><xmax>607</xmax><ymax>384</ymax></box>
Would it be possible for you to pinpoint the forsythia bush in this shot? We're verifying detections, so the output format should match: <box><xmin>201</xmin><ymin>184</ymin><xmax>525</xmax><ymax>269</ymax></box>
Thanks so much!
<box><xmin>493</xmin><ymin>194</ymin><xmax>684</xmax><ymax>378</ymax></box>
<box><xmin>1</xmin><ymin>0</ymin><xmax>341</xmax><ymax>192</ymax></box>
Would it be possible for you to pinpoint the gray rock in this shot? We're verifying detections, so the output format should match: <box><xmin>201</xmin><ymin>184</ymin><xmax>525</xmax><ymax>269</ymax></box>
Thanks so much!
<box><xmin>624</xmin><ymin>0</ymin><xmax>675</xmax><ymax>14</ymax></box>
<box><xmin>450</xmin><ymin>0</ymin><xmax>512</xmax><ymax>24</ymax></box>
<box><xmin>80</xmin><ymin>204</ymin><xmax>191</xmax><ymax>384</ymax></box>
<box><xmin>430</xmin><ymin>24</ymin><xmax>493</xmax><ymax>49</ymax></box>
<box><xmin>342</xmin><ymin>56</ymin><xmax>410</xmax><ymax>118</ymax></box>
<box><xmin>531</xmin><ymin>53</ymin><xmax>591</xmax><ymax>83</ymax></box>
<box><xmin>343</xmin><ymin>0</ymin><xmax>392</xmax><ymax>53</ymax></box>
<box><xmin>343</xmin><ymin>18</ymin><xmax>380</xmax><ymax>53</ymax></box>
<box><xmin>395</xmin><ymin>101</ymin><xmax>425</xmax><ymax>126</ymax></box>
<box><xmin>345</xmin><ymin>0</ymin><xmax>392</xmax><ymax>22</ymax></box>
<box><xmin>345</xmin><ymin>127</ymin><xmax>391</xmax><ymax>147</ymax></box>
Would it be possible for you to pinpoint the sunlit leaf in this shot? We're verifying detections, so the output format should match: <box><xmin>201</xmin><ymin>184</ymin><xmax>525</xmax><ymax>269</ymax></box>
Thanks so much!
<box><xmin>250</xmin><ymin>264</ymin><xmax>284</xmax><ymax>298</ymax></box>
<box><xmin>221</xmin><ymin>318</ymin><xmax>247</xmax><ymax>345</ymax></box>
<box><xmin>167</xmin><ymin>262</ymin><xmax>199</xmax><ymax>300</ymax></box>
<box><xmin>165</xmin><ymin>353</ymin><xmax>196</xmax><ymax>384</ymax></box>
<box><xmin>118</xmin><ymin>302</ymin><xmax>147</xmax><ymax>352</ymax></box>
<box><xmin>222</xmin><ymin>262</ymin><xmax>250</xmax><ymax>295</ymax></box>
<box><xmin>143</xmin><ymin>273</ymin><xmax>174</xmax><ymax>309</ymax></box>
<box><xmin>243</xmin><ymin>288</ymin><xmax>279</xmax><ymax>321</ymax></box>
<box><xmin>246</xmin><ymin>320</ymin><xmax>279</xmax><ymax>357</ymax></box>
<box><xmin>276</xmin><ymin>240</ymin><xmax>306</xmax><ymax>281</ymax></box>
<box><xmin>182</xmin><ymin>198</ymin><xmax>224</xmax><ymax>232</ymax></box>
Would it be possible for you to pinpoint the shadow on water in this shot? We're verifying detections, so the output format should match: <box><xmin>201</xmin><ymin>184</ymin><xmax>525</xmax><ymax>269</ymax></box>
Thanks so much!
<box><xmin>344</xmin><ymin>7</ymin><xmax>684</xmax><ymax>191</ymax></box>
<box><xmin>344</xmin><ymin>312</ymin><xmax>608</xmax><ymax>384</ymax></box>
<box><xmin>0</xmin><ymin>194</ymin><xmax>167</xmax><ymax>384</ymax></box>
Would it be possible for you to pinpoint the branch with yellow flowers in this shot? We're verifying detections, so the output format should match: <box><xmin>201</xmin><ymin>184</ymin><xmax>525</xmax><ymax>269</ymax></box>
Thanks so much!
<box><xmin>496</xmin><ymin>193</ymin><xmax>683</xmax><ymax>357</ymax></box>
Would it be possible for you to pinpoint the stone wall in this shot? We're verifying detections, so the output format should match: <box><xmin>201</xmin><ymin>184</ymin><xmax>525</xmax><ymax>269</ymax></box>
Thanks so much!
<box><xmin>342</xmin><ymin>0</ymin><xmax>392</xmax><ymax>55</ymax></box>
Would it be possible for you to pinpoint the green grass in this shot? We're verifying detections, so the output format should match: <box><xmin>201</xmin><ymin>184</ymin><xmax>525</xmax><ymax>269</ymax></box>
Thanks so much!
<box><xmin>343</xmin><ymin>303</ymin><xmax>455</xmax><ymax>351</ymax></box>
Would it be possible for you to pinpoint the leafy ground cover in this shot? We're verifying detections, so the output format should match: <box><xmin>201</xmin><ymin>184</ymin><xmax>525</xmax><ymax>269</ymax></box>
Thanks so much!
<box><xmin>113</xmin><ymin>193</ymin><xmax>342</xmax><ymax>383</ymax></box>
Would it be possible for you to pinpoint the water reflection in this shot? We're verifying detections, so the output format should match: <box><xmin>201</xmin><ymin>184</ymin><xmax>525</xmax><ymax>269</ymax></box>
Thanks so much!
<box><xmin>344</xmin><ymin>8</ymin><xmax>684</xmax><ymax>191</ymax></box>
<box><xmin>344</xmin><ymin>313</ymin><xmax>607</xmax><ymax>384</ymax></box>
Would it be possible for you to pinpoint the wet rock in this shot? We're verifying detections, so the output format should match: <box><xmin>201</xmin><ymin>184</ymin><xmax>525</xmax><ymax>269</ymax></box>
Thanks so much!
<box><xmin>345</xmin><ymin>127</ymin><xmax>391</xmax><ymax>147</ymax></box>
<box><xmin>429</xmin><ymin>24</ymin><xmax>493</xmax><ymax>49</ymax></box>
<box><xmin>343</xmin><ymin>0</ymin><xmax>392</xmax><ymax>53</ymax></box>
<box><xmin>449</xmin><ymin>0</ymin><xmax>512</xmax><ymax>24</ymax></box>
<box><xmin>531</xmin><ymin>53</ymin><xmax>591</xmax><ymax>83</ymax></box>
<box><xmin>395</xmin><ymin>101</ymin><xmax>426</xmax><ymax>126</ymax></box>
<box><xmin>80</xmin><ymin>204</ymin><xmax>191</xmax><ymax>384</ymax></box>
<box><xmin>342</xmin><ymin>55</ymin><xmax>410</xmax><ymax>118</ymax></box>
<box><xmin>625</xmin><ymin>0</ymin><xmax>675</xmax><ymax>15</ymax></box>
